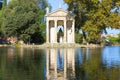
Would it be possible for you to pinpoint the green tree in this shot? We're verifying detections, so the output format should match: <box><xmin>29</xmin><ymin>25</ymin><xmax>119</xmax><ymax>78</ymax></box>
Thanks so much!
<box><xmin>0</xmin><ymin>0</ymin><xmax>7</xmax><ymax>35</ymax></box>
<box><xmin>2</xmin><ymin>0</ymin><xmax>48</xmax><ymax>44</ymax></box>
<box><xmin>75</xmin><ymin>32</ymin><xmax>83</xmax><ymax>43</ymax></box>
<box><xmin>0</xmin><ymin>10</ymin><xmax>2</xmax><ymax>34</ymax></box>
<box><xmin>64</xmin><ymin>0</ymin><xmax>120</xmax><ymax>44</ymax></box>
<box><xmin>2</xmin><ymin>0</ymin><xmax>7</xmax><ymax>10</ymax></box>
<box><xmin>108</xmin><ymin>33</ymin><xmax>120</xmax><ymax>45</ymax></box>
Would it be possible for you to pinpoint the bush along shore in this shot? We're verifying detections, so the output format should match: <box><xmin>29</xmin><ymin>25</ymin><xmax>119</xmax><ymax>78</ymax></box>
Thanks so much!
<box><xmin>0</xmin><ymin>43</ymin><xmax>103</xmax><ymax>48</ymax></box>
<box><xmin>0</xmin><ymin>43</ymin><xmax>120</xmax><ymax>49</ymax></box>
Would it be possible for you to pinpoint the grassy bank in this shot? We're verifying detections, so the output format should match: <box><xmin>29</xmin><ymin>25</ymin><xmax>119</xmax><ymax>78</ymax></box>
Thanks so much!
<box><xmin>20</xmin><ymin>43</ymin><xmax>102</xmax><ymax>48</ymax></box>
<box><xmin>0</xmin><ymin>43</ymin><xmax>103</xmax><ymax>48</ymax></box>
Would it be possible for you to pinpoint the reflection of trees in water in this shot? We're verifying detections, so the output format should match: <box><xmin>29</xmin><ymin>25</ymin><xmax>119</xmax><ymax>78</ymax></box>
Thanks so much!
<box><xmin>75</xmin><ymin>48</ymin><xmax>120</xmax><ymax>80</ymax></box>
<box><xmin>0</xmin><ymin>47</ymin><xmax>120</xmax><ymax>80</ymax></box>
<box><xmin>0</xmin><ymin>48</ymin><xmax>45</xmax><ymax>80</ymax></box>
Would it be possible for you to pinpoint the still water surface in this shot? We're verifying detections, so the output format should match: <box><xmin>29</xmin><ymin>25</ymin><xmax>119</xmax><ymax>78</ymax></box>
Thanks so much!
<box><xmin>0</xmin><ymin>46</ymin><xmax>120</xmax><ymax>80</ymax></box>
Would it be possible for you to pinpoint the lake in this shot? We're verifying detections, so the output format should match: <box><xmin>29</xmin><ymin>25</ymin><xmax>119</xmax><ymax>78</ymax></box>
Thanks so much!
<box><xmin>0</xmin><ymin>46</ymin><xmax>120</xmax><ymax>80</ymax></box>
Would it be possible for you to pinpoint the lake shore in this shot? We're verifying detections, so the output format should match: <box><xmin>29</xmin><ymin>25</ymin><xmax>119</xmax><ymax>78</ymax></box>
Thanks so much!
<box><xmin>0</xmin><ymin>43</ymin><xmax>103</xmax><ymax>48</ymax></box>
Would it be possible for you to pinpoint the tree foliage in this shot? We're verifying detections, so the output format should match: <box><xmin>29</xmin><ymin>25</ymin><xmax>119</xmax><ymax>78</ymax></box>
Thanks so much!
<box><xmin>1</xmin><ymin>0</ymin><xmax>48</xmax><ymax>44</ymax></box>
<box><xmin>2</xmin><ymin>0</ymin><xmax>7</xmax><ymax>10</ymax></box>
<box><xmin>75</xmin><ymin>32</ymin><xmax>83</xmax><ymax>43</ymax></box>
<box><xmin>64</xmin><ymin>0</ymin><xmax>120</xmax><ymax>43</ymax></box>
<box><xmin>0</xmin><ymin>0</ymin><xmax>7</xmax><ymax>35</ymax></box>
<box><xmin>0</xmin><ymin>10</ymin><xmax>2</xmax><ymax>33</ymax></box>
<box><xmin>108</xmin><ymin>33</ymin><xmax>120</xmax><ymax>45</ymax></box>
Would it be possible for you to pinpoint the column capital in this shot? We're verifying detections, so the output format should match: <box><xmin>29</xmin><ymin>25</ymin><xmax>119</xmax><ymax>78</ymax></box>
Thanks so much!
<box><xmin>54</xmin><ymin>19</ymin><xmax>57</xmax><ymax>22</ymax></box>
<box><xmin>64</xmin><ymin>19</ymin><xmax>67</xmax><ymax>22</ymax></box>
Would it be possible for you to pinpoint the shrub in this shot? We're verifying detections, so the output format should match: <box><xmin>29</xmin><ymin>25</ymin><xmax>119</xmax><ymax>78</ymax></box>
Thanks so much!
<box><xmin>75</xmin><ymin>32</ymin><xmax>83</xmax><ymax>44</ymax></box>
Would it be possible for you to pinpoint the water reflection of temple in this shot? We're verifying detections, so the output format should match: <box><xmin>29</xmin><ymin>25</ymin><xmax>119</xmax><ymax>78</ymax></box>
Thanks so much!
<box><xmin>46</xmin><ymin>48</ymin><xmax>75</xmax><ymax>80</ymax></box>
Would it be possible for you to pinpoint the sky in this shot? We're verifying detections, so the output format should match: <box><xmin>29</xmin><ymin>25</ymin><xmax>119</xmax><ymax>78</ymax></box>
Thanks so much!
<box><xmin>47</xmin><ymin>0</ymin><xmax>68</xmax><ymax>11</ymax></box>
<box><xmin>0</xmin><ymin>0</ymin><xmax>3</xmax><ymax>2</ymax></box>
<box><xmin>106</xmin><ymin>28</ymin><xmax>120</xmax><ymax>34</ymax></box>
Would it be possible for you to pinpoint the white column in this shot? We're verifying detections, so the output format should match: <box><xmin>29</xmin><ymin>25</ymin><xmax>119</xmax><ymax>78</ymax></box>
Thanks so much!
<box><xmin>64</xmin><ymin>49</ymin><xmax>67</xmax><ymax>79</ymax></box>
<box><xmin>46</xmin><ymin>20</ymin><xmax>49</xmax><ymax>43</ymax></box>
<box><xmin>54</xmin><ymin>20</ymin><xmax>57</xmax><ymax>43</ymax></box>
<box><xmin>72</xmin><ymin>49</ymin><xmax>75</xmax><ymax>77</ymax></box>
<box><xmin>72</xmin><ymin>20</ymin><xmax>75</xmax><ymax>43</ymax></box>
<box><xmin>46</xmin><ymin>50</ymin><xmax>50</xmax><ymax>80</ymax></box>
<box><xmin>54</xmin><ymin>49</ymin><xmax>57</xmax><ymax>79</ymax></box>
<box><xmin>64</xmin><ymin>20</ymin><xmax>67</xmax><ymax>43</ymax></box>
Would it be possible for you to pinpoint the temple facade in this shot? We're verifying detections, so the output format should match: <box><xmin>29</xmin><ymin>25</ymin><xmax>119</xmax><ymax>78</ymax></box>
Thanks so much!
<box><xmin>45</xmin><ymin>8</ymin><xmax>75</xmax><ymax>43</ymax></box>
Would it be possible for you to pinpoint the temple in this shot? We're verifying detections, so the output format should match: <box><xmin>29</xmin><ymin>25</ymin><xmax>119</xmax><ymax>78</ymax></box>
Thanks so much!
<box><xmin>45</xmin><ymin>7</ymin><xmax>75</xmax><ymax>43</ymax></box>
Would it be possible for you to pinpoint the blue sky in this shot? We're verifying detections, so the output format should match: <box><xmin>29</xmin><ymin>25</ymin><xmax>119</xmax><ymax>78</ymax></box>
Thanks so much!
<box><xmin>0</xmin><ymin>0</ymin><xmax>3</xmax><ymax>2</ymax></box>
<box><xmin>48</xmin><ymin>0</ymin><xmax>68</xmax><ymax>11</ymax></box>
<box><xmin>107</xmin><ymin>28</ymin><xmax>120</xmax><ymax>34</ymax></box>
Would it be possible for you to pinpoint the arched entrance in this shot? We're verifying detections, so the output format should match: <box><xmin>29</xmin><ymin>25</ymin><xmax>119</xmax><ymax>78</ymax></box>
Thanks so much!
<box><xmin>46</xmin><ymin>8</ymin><xmax>75</xmax><ymax>43</ymax></box>
<box><xmin>57</xmin><ymin>20</ymin><xmax>64</xmax><ymax>43</ymax></box>
<box><xmin>57</xmin><ymin>26</ymin><xmax>64</xmax><ymax>43</ymax></box>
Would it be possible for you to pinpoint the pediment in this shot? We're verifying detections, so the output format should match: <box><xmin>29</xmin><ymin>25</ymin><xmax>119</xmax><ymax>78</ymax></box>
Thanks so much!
<box><xmin>46</xmin><ymin>9</ymin><xmax>68</xmax><ymax>17</ymax></box>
